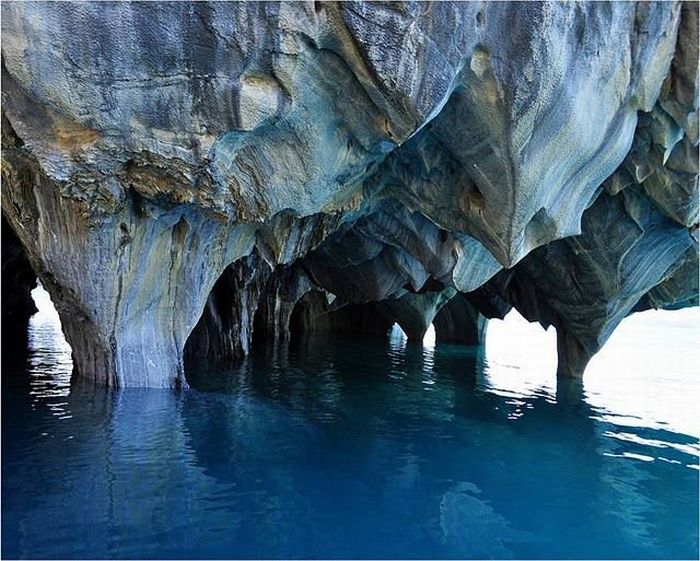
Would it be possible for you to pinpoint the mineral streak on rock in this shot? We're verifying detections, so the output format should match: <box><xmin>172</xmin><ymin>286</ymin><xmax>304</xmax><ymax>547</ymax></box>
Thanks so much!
<box><xmin>1</xmin><ymin>1</ymin><xmax>697</xmax><ymax>387</ymax></box>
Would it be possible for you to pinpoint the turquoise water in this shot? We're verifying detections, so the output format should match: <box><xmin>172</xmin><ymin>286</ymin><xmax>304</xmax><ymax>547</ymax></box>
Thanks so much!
<box><xmin>2</xmin><ymin>288</ymin><xmax>699</xmax><ymax>559</ymax></box>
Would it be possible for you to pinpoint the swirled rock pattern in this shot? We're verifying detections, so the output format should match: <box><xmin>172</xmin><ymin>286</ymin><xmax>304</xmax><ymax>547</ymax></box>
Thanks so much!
<box><xmin>1</xmin><ymin>1</ymin><xmax>697</xmax><ymax>387</ymax></box>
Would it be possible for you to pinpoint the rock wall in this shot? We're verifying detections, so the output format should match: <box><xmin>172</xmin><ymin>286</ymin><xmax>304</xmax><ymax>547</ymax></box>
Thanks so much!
<box><xmin>1</xmin><ymin>1</ymin><xmax>697</xmax><ymax>387</ymax></box>
<box><xmin>1</xmin><ymin>214</ymin><xmax>37</xmax><ymax>347</ymax></box>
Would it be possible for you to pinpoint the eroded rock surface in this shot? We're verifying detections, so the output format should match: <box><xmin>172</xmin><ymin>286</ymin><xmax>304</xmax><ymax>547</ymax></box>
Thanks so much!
<box><xmin>1</xmin><ymin>1</ymin><xmax>697</xmax><ymax>386</ymax></box>
<box><xmin>1</xmin><ymin>214</ymin><xmax>36</xmax><ymax>346</ymax></box>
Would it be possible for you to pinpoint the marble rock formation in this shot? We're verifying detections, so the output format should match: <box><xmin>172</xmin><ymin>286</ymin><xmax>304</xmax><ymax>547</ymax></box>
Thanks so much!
<box><xmin>1</xmin><ymin>214</ymin><xmax>37</xmax><ymax>345</ymax></box>
<box><xmin>1</xmin><ymin>1</ymin><xmax>697</xmax><ymax>387</ymax></box>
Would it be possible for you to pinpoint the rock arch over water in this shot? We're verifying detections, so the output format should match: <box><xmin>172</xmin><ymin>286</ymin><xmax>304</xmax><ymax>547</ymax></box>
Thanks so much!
<box><xmin>2</xmin><ymin>2</ymin><xmax>697</xmax><ymax>387</ymax></box>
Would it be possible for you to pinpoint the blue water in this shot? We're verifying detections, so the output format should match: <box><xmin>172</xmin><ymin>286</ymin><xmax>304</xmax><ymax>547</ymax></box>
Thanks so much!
<box><xmin>2</xmin><ymin>288</ymin><xmax>699</xmax><ymax>559</ymax></box>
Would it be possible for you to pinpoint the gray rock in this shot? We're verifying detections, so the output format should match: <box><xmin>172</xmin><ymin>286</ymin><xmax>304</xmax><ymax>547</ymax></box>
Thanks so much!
<box><xmin>482</xmin><ymin>184</ymin><xmax>697</xmax><ymax>378</ymax></box>
<box><xmin>433</xmin><ymin>293</ymin><xmax>488</xmax><ymax>346</ymax></box>
<box><xmin>1</xmin><ymin>1</ymin><xmax>696</xmax><ymax>387</ymax></box>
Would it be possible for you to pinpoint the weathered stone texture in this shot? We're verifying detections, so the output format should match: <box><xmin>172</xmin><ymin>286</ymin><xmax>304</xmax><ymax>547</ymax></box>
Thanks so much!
<box><xmin>1</xmin><ymin>1</ymin><xmax>697</xmax><ymax>386</ymax></box>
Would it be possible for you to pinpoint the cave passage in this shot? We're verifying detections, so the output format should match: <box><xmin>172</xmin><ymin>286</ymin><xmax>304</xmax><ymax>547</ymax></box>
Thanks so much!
<box><xmin>13</xmin><ymin>274</ymin><xmax>700</xmax><ymax>441</ymax></box>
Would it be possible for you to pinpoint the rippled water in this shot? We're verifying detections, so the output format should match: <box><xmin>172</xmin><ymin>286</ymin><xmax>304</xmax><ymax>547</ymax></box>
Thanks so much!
<box><xmin>2</xmin><ymin>287</ymin><xmax>699</xmax><ymax>559</ymax></box>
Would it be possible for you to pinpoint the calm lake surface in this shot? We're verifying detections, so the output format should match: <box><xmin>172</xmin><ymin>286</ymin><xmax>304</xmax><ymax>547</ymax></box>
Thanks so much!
<box><xmin>2</xmin><ymin>287</ymin><xmax>699</xmax><ymax>559</ymax></box>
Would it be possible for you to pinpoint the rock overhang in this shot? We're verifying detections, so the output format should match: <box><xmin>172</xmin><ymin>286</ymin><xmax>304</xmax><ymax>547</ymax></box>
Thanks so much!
<box><xmin>1</xmin><ymin>1</ymin><xmax>697</xmax><ymax>387</ymax></box>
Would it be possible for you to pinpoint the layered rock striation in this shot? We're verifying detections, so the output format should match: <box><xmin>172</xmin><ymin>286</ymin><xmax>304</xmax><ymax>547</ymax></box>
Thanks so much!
<box><xmin>1</xmin><ymin>1</ymin><xmax>697</xmax><ymax>387</ymax></box>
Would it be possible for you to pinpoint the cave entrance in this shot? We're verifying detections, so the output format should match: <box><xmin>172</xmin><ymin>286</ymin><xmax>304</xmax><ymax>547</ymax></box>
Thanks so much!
<box><xmin>2</xmin><ymin>280</ymin><xmax>74</xmax><ymax>391</ymax></box>
<box><xmin>431</xmin><ymin>292</ymin><xmax>487</xmax><ymax>345</ymax></box>
<box><xmin>483</xmin><ymin>308</ymin><xmax>558</xmax><ymax>396</ymax></box>
<box><xmin>2</xmin><ymin>215</ymin><xmax>73</xmax><ymax>377</ymax></box>
<box><xmin>28</xmin><ymin>282</ymin><xmax>73</xmax><ymax>363</ymax></box>
<box><xmin>389</xmin><ymin>322</ymin><xmax>436</xmax><ymax>346</ymax></box>
<box><xmin>30</xmin><ymin>283</ymin><xmax>61</xmax><ymax>323</ymax></box>
<box><xmin>184</xmin><ymin>252</ymin><xmax>271</xmax><ymax>386</ymax></box>
<box><xmin>288</xmin><ymin>290</ymin><xmax>331</xmax><ymax>345</ymax></box>
<box><xmin>287</xmin><ymin>295</ymin><xmax>395</xmax><ymax>346</ymax></box>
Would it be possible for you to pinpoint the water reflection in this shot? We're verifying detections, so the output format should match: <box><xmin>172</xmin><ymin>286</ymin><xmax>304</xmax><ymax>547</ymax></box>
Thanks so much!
<box><xmin>2</xmin><ymin>288</ymin><xmax>698</xmax><ymax>558</ymax></box>
<box><xmin>485</xmin><ymin>308</ymin><xmax>700</xmax><ymax>468</ymax></box>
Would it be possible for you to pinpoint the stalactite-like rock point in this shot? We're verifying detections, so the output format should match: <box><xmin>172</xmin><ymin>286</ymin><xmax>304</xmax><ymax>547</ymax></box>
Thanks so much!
<box><xmin>2</xmin><ymin>2</ymin><xmax>697</xmax><ymax>387</ymax></box>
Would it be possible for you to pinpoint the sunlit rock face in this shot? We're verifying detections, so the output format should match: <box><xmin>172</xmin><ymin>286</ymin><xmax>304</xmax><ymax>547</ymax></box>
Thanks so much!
<box><xmin>1</xmin><ymin>1</ymin><xmax>697</xmax><ymax>387</ymax></box>
<box><xmin>474</xmin><ymin>2</ymin><xmax>699</xmax><ymax>377</ymax></box>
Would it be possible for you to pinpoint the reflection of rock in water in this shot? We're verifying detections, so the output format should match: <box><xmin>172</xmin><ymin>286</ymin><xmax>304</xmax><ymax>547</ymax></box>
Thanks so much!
<box><xmin>179</xmin><ymin>390</ymin><xmax>335</xmax><ymax>557</ymax></box>
<box><xmin>440</xmin><ymin>482</ymin><xmax>538</xmax><ymax>558</ymax></box>
<box><xmin>181</xmin><ymin>390</ymin><xmax>322</xmax><ymax>481</ymax></box>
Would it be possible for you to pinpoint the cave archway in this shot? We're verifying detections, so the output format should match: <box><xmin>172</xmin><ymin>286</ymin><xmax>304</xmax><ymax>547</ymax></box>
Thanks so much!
<box><xmin>2</xmin><ymin>214</ymin><xmax>74</xmax><ymax>390</ymax></box>
<box><xmin>288</xmin><ymin>290</ymin><xmax>331</xmax><ymax>344</ymax></box>
<box><xmin>389</xmin><ymin>321</ymin><xmax>437</xmax><ymax>346</ymax></box>
<box><xmin>432</xmin><ymin>292</ymin><xmax>487</xmax><ymax>345</ymax></box>
<box><xmin>287</xmin><ymin>293</ymin><xmax>395</xmax><ymax>346</ymax></box>
<box><xmin>184</xmin><ymin>251</ymin><xmax>271</xmax><ymax>382</ymax></box>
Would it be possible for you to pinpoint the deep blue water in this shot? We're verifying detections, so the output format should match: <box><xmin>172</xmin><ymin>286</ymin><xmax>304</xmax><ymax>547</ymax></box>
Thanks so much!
<box><xmin>2</xmin><ymin>289</ymin><xmax>699</xmax><ymax>559</ymax></box>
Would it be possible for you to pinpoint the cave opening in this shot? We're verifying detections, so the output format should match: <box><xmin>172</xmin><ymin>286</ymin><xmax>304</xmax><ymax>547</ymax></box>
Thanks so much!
<box><xmin>389</xmin><ymin>322</ymin><xmax>436</xmax><ymax>346</ymax></box>
<box><xmin>2</xmin><ymin>215</ymin><xmax>73</xmax><ymax>378</ymax></box>
<box><xmin>28</xmin><ymin>282</ymin><xmax>72</xmax><ymax>355</ymax></box>
<box><xmin>288</xmin><ymin>290</ymin><xmax>330</xmax><ymax>345</ymax></box>
<box><xmin>2</xmin><ymin>280</ymin><xmax>73</xmax><ymax>383</ymax></box>
<box><xmin>30</xmin><ymin>283</ymin><xmax>61</xmax><ymax>323</ymax></box>
<box><xmin>432</xmin><ymin>292</ymin><xmax>488</xmax><ymax>345</ymax></box>
<box><xmin>287</xmin><ymin>295</ymin><xmax>396</xmax><ymax>347</ymax></box>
